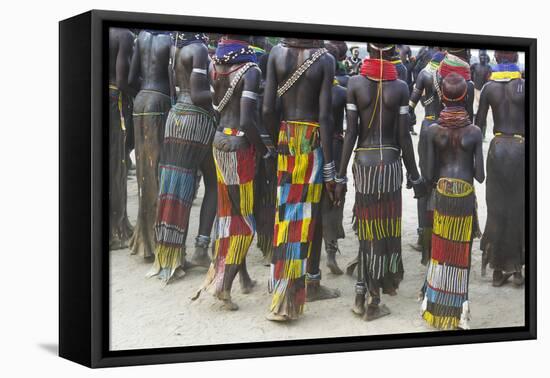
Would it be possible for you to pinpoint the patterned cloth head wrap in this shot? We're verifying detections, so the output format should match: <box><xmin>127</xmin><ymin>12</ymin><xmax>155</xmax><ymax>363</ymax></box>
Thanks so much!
<box><xmin>213</xmin><ymin>39</ymin><xmax>257</xmax><ymax>65</ymax></box>
<box><xmin>172</xmin><ymin>32</ymin><xmax>209</xmax><ymax>48</ymax></box>
<box><xmin>439</xmin><ymin>54</ymin><xmax>471</xmax><ymax>80</ymax></box>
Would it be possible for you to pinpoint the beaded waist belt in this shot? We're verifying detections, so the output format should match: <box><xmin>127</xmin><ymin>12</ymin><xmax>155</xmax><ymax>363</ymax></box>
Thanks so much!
<box><xmin>425</xmin><ymin>115</ymin><xmax>437</xmax><ymax>121</ymax></box>
<box><xmin>355</xmin><ymin>145</ymin><xmax>400</xmax><ymax>152</ymax></box>
<box><xmin>139</xmin><ymin>88</ymin><xmax>171</xmax><ymax>99</ymax></box>
<box><xmin>436</xmin><ymin>177</ymin><xmax>474</xmax><ymax>197</ymax></box>
<box><xmin>283</xmin><ymin>120</ymin><xmax>320</xmax><ymax>128</ymax></box>
<box><xmin>221</xmin><ymin>127</ymin><xmax>245</xmax><ymax>137</ymax></box>
<box><xmin>494</xmin><ymin>132</ymin><xmax>524</xmax><ymax>140</ymax></box>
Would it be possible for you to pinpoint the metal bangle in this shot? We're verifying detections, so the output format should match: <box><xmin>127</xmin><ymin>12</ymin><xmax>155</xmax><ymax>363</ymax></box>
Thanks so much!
<box><xmin>410</xmin><ymin>175</ymin><xmax>424</xmax><ymax>185</ymax></box>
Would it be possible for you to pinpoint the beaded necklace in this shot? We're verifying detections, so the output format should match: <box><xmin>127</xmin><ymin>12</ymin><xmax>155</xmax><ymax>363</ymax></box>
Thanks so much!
<box><xmin>490</xmin><ymin>63</ymin><xmax>522</xmax><ymax>82</ymax></box>
<box><xmin>360</xmin><ymin>59</ymin><xmax>398</xmax><ymax>81</ymax></box>
<box><xmin>438</xmin><ymin>106</ymin><xmax>470</xmax><ymax>129</ymax></box>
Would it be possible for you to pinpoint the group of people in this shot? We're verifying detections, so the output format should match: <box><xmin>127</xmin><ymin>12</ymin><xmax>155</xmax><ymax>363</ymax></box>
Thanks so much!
<box><xmin>108</xmin><ymin>28</ymin><xmax>525</xmax><ymax>330</ymax></box>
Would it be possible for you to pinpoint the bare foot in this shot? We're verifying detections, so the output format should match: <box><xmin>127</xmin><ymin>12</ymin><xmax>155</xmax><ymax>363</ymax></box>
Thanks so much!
<box><xmin>173</xmin><ymin>267</ymin><xmax>186</xmax><ymax>280</ymax></box>
<box><xmin>306</xmin><ymin>284</ymin><xmax>341</xmax><ymax>302</ymax></box>
<box><xmin>266</xmin><ymin>312</ymin><xmax>289</xmax><ymax>322</ymax></box>
<box><xmin>188</xmin><ymin>247</ymin><xmax>211</xmax><ymax>269</ymax></box>
<box><xmin>109</xmin><ymin>238</ymin><xmax>128</xmax><ymax>251</ymax></box>
<box><xmin>240</xmin><ymin>277</ymin><xmax>257</xmax><ymax>294</ymax></box>
<box><xmin>512</xmin><ymin>272</ymin><xmax>525</xmax><ymax>287</ymax></box>
<box><xmin>327</xmin><ymin>259</ymin><xmax>344</xmax><ymax>275</ymax></box>
<box><xmin>493</xmin><ymin>270</ymin><xmax>512</xmax><ymax>287</ymax></box>
<box><xmin>382</xmin><ymin>288</ymin><xmax>398</xmax><ymax>296</ymax></box>
<box><xmin>221</xmin><ymin>299</ymin><xmax>239</xmax><ymax>311</ymax></box>
<box><xmin>363</xmin><ymin>304</ymin><xmax>391</xmax><ymax>321</ymax></box>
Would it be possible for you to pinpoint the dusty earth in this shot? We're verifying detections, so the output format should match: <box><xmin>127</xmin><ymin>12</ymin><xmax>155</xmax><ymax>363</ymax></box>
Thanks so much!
<box><xmin>110</xmin><ymin>106</ymin><xmax>525</xmax><ymax>351</ymax></box>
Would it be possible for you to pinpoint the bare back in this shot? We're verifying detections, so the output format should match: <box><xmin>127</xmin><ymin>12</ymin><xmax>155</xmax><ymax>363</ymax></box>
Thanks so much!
<box><xmin>270</xmin><ymin>45</ymin><xmax>333</xmax><ymax>121</ymax></box>
<box><xmin>129</xmin><ymin>31</ymin><xmax>171</xmax><ymax>95</ymax></box>
<box><xmin>478</xmin><ymin>79</ymin><xmax>525</xmax><ymax>135</ymax></box>
<box><xmin>429</xmin><ymin>124</ymin><xmax>483</xmax><ymax>183</ymax></box>
<box><xmin>175</xmin><ymin>43</ymin><xmax>208</xmax><ymax>99</ymax></box>
<box><xmin>108</xmin><ymin>28</ymin><xmax>134</xmax><ymax>91</ymax></box>
<box><xmin>349</xmin><ymin>76</ymin><xmax>409</xmax><ymax>147</ymax></box>
<box><xmin>211</xmin><ymin>63</ymin><xmax>261</xmax><ymax>130</ymax></box>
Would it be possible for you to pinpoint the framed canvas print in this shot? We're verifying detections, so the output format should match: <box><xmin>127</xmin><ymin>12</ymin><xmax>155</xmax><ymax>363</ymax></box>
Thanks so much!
<box><xmin>59</xmin><ymin>9</ymin><xmax>536</xmax><ymax>368</ymax></box>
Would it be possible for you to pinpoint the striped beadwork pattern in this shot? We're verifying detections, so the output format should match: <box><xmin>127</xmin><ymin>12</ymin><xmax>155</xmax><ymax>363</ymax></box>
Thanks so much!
<box><xmin>353</xmin><ymin>157</ymin><xmax>403</xmax><ymax>283</ymax></box>
<box><xmin>208</xmin><ymin>144</ymin><xmax>256</xmax><ymax>294</ymax></box>
<box><xmin>269</xmin><ymin>121</ymin><xmax>323</xmax><ymax>319</ymax></box>
<box><xmin>423</xmin><ymin>178</ymin><xmax>475</xmax><ymax>330</ymax></box>
<box><xmin>149</xmin><ymin>102</ymin><xmax>216</xmax><ymax>280</ymax></box>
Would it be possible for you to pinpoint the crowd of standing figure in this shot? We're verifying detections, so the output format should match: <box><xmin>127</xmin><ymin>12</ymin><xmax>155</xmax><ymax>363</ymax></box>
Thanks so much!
<box><xmin>108</xmin><ymin>28</ymin><xmax>525</xmax><ymax>330</ymax></box>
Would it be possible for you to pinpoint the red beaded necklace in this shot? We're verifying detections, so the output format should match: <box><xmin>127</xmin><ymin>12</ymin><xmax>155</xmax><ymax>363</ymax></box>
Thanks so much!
<box><xmin>360</xmin><ymin>58</ymin><xmax>398</xmax><ymax>81</ymax></box>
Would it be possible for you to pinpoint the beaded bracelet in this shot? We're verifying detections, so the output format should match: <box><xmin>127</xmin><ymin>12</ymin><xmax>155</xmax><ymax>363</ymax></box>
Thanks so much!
<box><xmin>306</xmin><ymin>271</ymin><xmax>322</xmax><ymax>282</ymax></box>
<box><xmin>323</xmin><ymin>160</ymin><xmax>336</xmax><ymax>182</ymax></box>
<box><xmin>334</xmin><ymin>175</ymin><xmax>348</xmax><ymax>184</ymax></box>
<box><xmin>260</xmin><ymin>134</ymin><xmax>276</xmax><ymax>159</ymax></box>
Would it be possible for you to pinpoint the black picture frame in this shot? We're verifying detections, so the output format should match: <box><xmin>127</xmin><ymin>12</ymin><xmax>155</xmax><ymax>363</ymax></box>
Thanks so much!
<box><xmin>59</xmin><ymin>9</ymin><xmax>537</xmax><ymax>368</ymax></box>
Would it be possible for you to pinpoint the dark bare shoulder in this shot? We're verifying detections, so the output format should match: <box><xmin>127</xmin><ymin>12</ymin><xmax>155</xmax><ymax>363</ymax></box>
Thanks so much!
<box><xmin>243</xmin><ymin>65</ymin><xmax>262</xmax><ymax>83</ymax></box>
<box><xmin>110</xmin><ymin>28</ymin><xmax>133</xmax><ymax>46</ymax></box>
<box><xmin>156</xmin><ymin>33</ymin><xmax>172</xmax><ymax>46</ymax></box>
<box><xmin>426</xmin><ymin>122</ymin><xmax>441</xmax><ymax>137</ymax></box>
<box><xmin>137</xmin><ymin>30</ymin><xmax>150</xmax><ymax>41</ymax></box>
<box><xmin>269</xmin><ymin>44</ymin><xmax>284</xmax><ymax>60</ymax></box>
<box><xmin>118</xmin><ymin>28</ymin><xmax>134</xmax><ymax>43</ymax></box>
<box><xmin>466</xmin><ymin>123</ymin><xmax>482</xmax><ymax>138</ymax></box>
<box><xmin>347</xmin><ymin>74</ymin><xmax>365</xmax><ymax>91</ymax></box>
<box><xmin>180</xmin><ymin>42</ymin><xmax>208</xmax><ymax>67</ymax></box>
<box><xmin>319</xmin><ymin>51</ymin><xmax>335</xmax><ymax>68</ymax></box>
<box><xmin>186</xmin><ymin>41</ymin><xmax>208</xmax><ymax>55</ymax></box>
<box><xmin>480</xmin><ymin>80</ymin><xmax>494</xmax><ymax>92</ymax></box>
<box><xmin>418</xmin><ymin>69</ymin><xmax>432</xmax><ymax>84</ymax></box>
<box><xmin>394</xmin><ymin>79</ymin><xmax>409</xmax><ymax>94</ymax></box>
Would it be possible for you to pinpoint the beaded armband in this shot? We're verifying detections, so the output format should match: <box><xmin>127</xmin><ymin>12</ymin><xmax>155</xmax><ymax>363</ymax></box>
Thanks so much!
<box><xmin>242</xmin><ymin>90</ymin><xmax>258</xmax><ymax>100</ymax></box>
<box><xmin>192</xmin><ymin>68</ymin><xmax>207</xmax><ymax>75</ymax></box>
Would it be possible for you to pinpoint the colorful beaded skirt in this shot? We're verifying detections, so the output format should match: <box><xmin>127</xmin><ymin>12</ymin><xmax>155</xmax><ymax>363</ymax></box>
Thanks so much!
<box><xmin>148</xmin><ymin>102</ymin><xmax>216</xmax><ymax>281</ymax></box>
<box><xmin>269</xmin><ymin>120</ymin><xmax>323</xmax><ymax>319</ymax></box>
<box><xmin>353</xmin><ymin>154</ymin><xmax>403</xmax><ymax>293</ymax></box>
<box><xmin>422</xmin><ymin>177</ymin><xmax>475</xmax><ymax>330</ymax></box>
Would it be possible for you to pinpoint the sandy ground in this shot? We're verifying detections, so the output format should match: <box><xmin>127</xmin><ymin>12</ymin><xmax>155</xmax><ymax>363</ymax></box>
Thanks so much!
<box><xmin>110</xmin><ymin>106</ymin><xmax>525</xmax><ymax>351</ymax></box>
